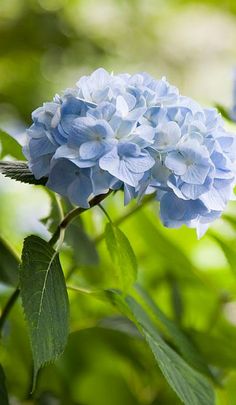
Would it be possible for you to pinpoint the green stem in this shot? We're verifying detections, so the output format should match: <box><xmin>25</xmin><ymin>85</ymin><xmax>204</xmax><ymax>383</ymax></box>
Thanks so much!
<box><xmin>0</xmin><ymin>191</ymin><xmax>112</xmax><ymax>333</ymax></box>
<box><xmin>49</xmin><ymin>190</ymin><xmax>112</xmax><ymax>248</ymax></box>
<box><xmin>98</xmin><ymin>203</ymin><xmax>113</xmax><ymax>223</ymax></box>
<box><xmin>0</xmin><ymin>287</ymin><xmax>20</xmax><ymax>333</ymax></box>
<box><xmin>94</xmin><ymin>193</ymin><xmax>155</xmax><ymax>244</ymax></box>
<box><xmin>0</xmin><ymin>191</ymin><xmax>153</xmax><ymax>332</ymax></box>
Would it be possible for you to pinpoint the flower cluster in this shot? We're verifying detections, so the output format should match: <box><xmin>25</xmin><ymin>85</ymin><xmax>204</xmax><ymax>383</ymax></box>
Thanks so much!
<box><xmin>24</xmin><ymin>68</ymin><xmax>236</xmax><ymax>236</ymax></box>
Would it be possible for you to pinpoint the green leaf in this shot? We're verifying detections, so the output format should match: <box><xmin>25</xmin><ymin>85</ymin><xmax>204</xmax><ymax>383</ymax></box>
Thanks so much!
<box><xmin>0</xmin><ymin>364</ymin><xmax>9</xmax><ymax>405</ymax></box>
<box><xmin>190</xmin><ymin>328</ymin><xmax>236</xmax><ymax>369</ymax></box>
<box><xmin>0</xmin><ymin>130</ymin><xmax>24</xmax><ymax>160</ymax></box>
<box><xmin>134</xmin><ymin>212</ymin><xmax>195</xmax><ymax>279</ymax></box>
<box><xmin>65</xmin><ymin>221</ymin><xmax>99</xmax><ymax>268</ymax></box>
<box><xmin>0</xmin><ymin>237</ymin><xmax>19</xmax><ymax>286</ymax></box>
<box><xmin>125</xmin><ymin>295</ymin><xmax>215</xmax><ymax>405</ymax></box>
<box><xmin>222</xmin><ymin>214</ymin><xmax>236</xmax><ymax>232</ymax></box>
<box><xmin>0</xmin><ymin>161</ymin><xmax>47</xmax><ymax>185</ymax></box>
<box><xmin>40</xmin><ymin>192</ymin><xmax>63</xmax><ymax>233</ymax></box>
<box><xmin>105</xmin><ymin>223</ymin><xmax>137</xmax><ymax>293</ymax></box>
<box><xmin>215</xmin><ymin>104</ymin><xmax>232</xmax><ymax>121</ymax></box>
<box><xmin>20</xmin><ymin>235</ymin><xmax>69</xmax><ymax>387</ymax></box>
<box><xmin>135</xmin><ymin>285</ymin><xmax>214</xmax><ymax>379</ymax></box>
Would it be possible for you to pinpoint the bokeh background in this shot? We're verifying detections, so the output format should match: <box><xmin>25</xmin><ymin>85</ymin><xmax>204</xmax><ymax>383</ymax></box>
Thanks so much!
<box><xmin>1</xmin><ymin>0</ymin><xmax>236</xmax><ymax>404</ymax></box>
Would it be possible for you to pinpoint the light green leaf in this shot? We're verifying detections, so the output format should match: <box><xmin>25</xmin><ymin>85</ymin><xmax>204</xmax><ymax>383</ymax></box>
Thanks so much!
<box><xmin>125</xmin><ymin>295</ymin><xmax>215</xmax><ymax>405</ymax></box>
<box><xmin>134</xmin><ymin>212</ymin><xmax>195</xmax><ymax>279</ymax></box>
<box><xmin>105</xmin><ymin>223</ymin><xmax>137</xmax><ymax>293</ymax></box>
<box><xmin>210</xmin><ymin>234</ymin><xmax>236</xmax><ymax>276</ymax></box>
<box><xmin>222</xmin><ymin>214</ymin><xmax>236</xmax><ymax>232</ymax></box>
<box><xmin>20</xmin><ymin>235</ymin><xmax>69</xmax><ymax>387</ymax></box>
<box><xmin>0</xmin><ymin>364</ymin><xmax>9</xmax><ymax>405</ymax></box>
<box><xmin>0</xmin><ymin>237</ymin><xmax>19</xmax><ymax>286</ymax></box>
<box><xmin>190</xmin><ymin>328</ymin><xmax>236</xmax><ymax>369</ymax></box>
<box><xmin>0</xmin><ymin>129</ymin><xmax>24</xmax><ymax>160</ymax></box>
<box><xmin>0</xmin><ymin>161</ymin><xmax>47</xmax><ymax>185</ymax></box>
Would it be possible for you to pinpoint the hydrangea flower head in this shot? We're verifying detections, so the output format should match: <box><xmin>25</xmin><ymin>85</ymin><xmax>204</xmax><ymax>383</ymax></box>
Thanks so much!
<box><xmin>24</xmin><ymin>68</ymin><xmax>236</xmax><ymax>236</ymax></box>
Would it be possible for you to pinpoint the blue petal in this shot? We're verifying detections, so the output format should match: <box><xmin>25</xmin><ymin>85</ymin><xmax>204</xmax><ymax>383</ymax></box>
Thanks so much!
<box><xmin>29</xmin><ymin>136</ymin><xmax>56</xmax><ymax>159</ymax></box>
<box><xmin>165</xmin><ymin>152</ymin><xmax>187</xmax><ymax>175</ymax></box>
<box><xmin>181</xmin><ymin>164</ymin><xmax>210</xmax><ymax>185</ymax></box>
<box><xmin>79</xmin><ymin>141</ymin><xmax>105</xmax><ymax>160</ymax></box>
<box><xmin>160</xmin><ymin>192</ymin><xmax>207</xmax><ymax>227</ymax></box>
<box><xmin>71</xmin><ymin>117</ymin><xmax>114</xmax><ymax>146</ymax></box>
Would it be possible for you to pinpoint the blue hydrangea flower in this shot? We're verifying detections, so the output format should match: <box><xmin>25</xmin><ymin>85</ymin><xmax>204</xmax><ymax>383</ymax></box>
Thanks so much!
<box><xmin>24</xmin><ymin>68</ymin><xmax>236</xmax><ymax>236</ymax></box>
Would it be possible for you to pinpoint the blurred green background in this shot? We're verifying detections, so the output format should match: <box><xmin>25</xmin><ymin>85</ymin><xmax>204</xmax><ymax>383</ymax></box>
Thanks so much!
<box><xmin>1</xmin><ymin>0</ymin><xmax>236</xmax><ymax>404</ymax></box>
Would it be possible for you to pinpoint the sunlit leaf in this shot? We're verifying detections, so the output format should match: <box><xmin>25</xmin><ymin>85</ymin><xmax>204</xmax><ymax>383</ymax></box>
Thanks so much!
<box><xmin>0</xmin><ymin>130</ymin><xmax>24</xmax><ymax>160</ymax></box>
<box><xmin>105</xmin><ymin>223</ymin><xmax>137</xmax><ymax>293</ymax></box>
<box><xmin>190</xmin><ymin>327</ymin><xmax>236</xmax><ymax>369</ymax></box>
<box><xmin>215</xmin><ymin>104</ymin><xmax>232</xmax><ymax>121</ymax></box>
<box><xmin>210</xmin><ymin>234</ymin><xmax>236</xmax><ymax>276</ymax></box>
<box><xmin>134</xmin><ymin>212</ymin><xmax>195</xmax><ymax>279</ymax></box>
<box><xmin>20</xmin><ymin>235</ymin><xmax>69</xmax><ymax>387</ymax></box>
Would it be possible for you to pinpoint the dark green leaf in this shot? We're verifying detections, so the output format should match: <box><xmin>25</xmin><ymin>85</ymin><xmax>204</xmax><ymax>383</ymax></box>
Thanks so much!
<box><xmin>0</xmin><ymin>130</ymin><xmax>24</xmax><ymax>160</ymax></box>
<box><xmin>135</xmin><ymin>285</ymin><xmax>214</xmax><ymax>379</ymax></box>
<box><xmin>105</xmin><ymin>223</ymin><xmax>137</xmax><ymax>293</ymax></box>
<box><xmin>40</xmin><ymin>192</ymin><xmax>63</xmax><ymax>233</ymax></box>
<box><xmin>20</xmin><ymin>235</ymin><xmax>69</xmax><ymax>387</ymax></box>
<box><xmin>0</xmin><ymin>161</ymin><xmax>47</xmax><ymax>185</ymax></box>
<box><xmin>0</xmin><ymin>364</ymin><xmax>9</xmax><ymax>405</ymax></box>
<box><xmin>125</xmin><ymin>295</ymin><xmax>215</xmax><ymax>405</ymax></box>
<box><xmin>0</xmin><ymin>237</ymin><xmax>19</xmax><ymax>286</ymax></box>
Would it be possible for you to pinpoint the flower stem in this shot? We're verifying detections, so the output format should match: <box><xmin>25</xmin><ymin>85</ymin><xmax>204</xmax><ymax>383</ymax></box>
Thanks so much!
<box><xmin>94</xmin><ymin>193</ymin><xmax>156</xmax><ymax>244</ymax></box>
<box><xmin>0</xmin><ymin>287</ymin><xmax>20</xmax><ymax>333</ymax></box>
<box><xmin>0</xmin><ymin>191</ymin><xmax>112</xmax><ymax>333</ymax></box>
<box><xmin>49</xmin><ymin>190</ymin><xmax>112</xmax><ymax>248</ymax></box>
<box><xmin>98</xmin><ymin>203</ymin><xmax>113</xmax><ymax>223</ymax></box>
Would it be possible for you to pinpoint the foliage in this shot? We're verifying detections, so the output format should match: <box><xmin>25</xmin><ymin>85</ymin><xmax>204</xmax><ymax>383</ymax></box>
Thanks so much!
<box><xmin>1</xmin><ymin>1</ymin><xmax>236</xmax><ymax>404</ymax></box>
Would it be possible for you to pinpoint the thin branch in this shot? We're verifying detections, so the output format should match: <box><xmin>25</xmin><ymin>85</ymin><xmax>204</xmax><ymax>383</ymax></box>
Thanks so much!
<box><xmin>98</xmin><ymin>203</ymin><xmax>113</xmax><ymax>223</ymax></box>
<box><xmin>49</xmin><ymin>190</ymin><xmax>112</xmax><ymax>248</ymax></box>
<box><xmin>0</xmin><ymin>287</ymin><xmax>20</xmax><ymax>333</ymax></box>
<box><xmin>94</xmin><ymin>193</ymin><xmax>156</xmax><ymax>244</ymax></box>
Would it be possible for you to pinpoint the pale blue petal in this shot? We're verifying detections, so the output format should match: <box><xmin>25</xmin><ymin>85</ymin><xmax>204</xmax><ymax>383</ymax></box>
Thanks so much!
<box><xmin>181</xmin><ymin>164</ymin><xmax>209</xmax><ymax>185</ymax></box>
<box><xmin>79</xmin><ymin>141</ymin><xmax>105</xmax><ymax>160</ymax></box>
<box><xmin>165</xmin><ymin>152</ymin><xmax>187</xmax><ymax>175</ymax></box>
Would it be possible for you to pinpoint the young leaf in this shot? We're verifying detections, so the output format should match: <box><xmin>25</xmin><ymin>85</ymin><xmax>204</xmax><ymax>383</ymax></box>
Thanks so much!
<box><xmin>20</xmin><ymin>235</ymin><xmax>69</xmax><ymax>386</ymax></box>
<box><xmin>0</xmin><ymin>161</ymin><xmax>47</xmax><ymax>185</ymax></box>
<box><xmin>0</xmin><ymin>237</ymin><xmax>19</xmax><ymax>286</ymax></box>
<box><xmin>0</xmin><ymin>364</ymin><xmax>9</xmax><ymax>405</ymax></box>
<box><xmin>125</xmin><ymin>295</ymin><xmax>215</xmax><ymax>405</ymax></box>
<box><xmin>0</xmin><ymin>129</ymin><xmax>24</xmax><ymax>160</ymax></box>
<box><xmin>105</xmin><ymin>223</ymin><xmax>137</xmax><ymax>293</ymax></box>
